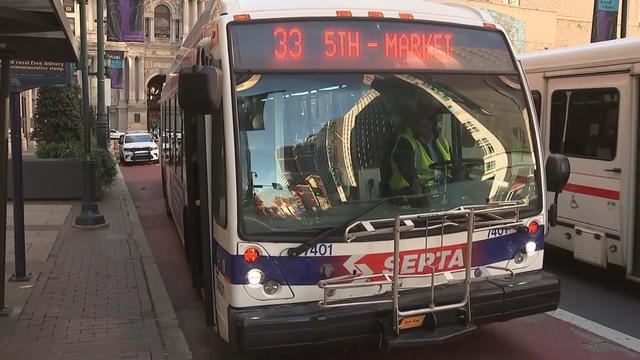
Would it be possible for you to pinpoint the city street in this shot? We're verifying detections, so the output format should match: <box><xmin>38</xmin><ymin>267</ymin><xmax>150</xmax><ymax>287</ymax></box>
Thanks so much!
<box><xmin>3</xmin><ymin>0</ymin><xmax>640</xmax><ymax>359</ymax></box>
<box><xmin>123</xmin><ymin>163</ymin><xmax>640</xmax><ymax>360</ymax></box>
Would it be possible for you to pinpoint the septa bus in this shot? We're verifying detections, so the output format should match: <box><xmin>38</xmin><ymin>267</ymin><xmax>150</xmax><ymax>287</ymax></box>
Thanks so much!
<box><xmin>159</xmin><ymin>0</ymin><xmax>570</xmax><ymax>351</ymax></box>
<box><xmin>521</xmin><ymin>38</ymin><xmax>640</xmax><ymax>282</ymax></box>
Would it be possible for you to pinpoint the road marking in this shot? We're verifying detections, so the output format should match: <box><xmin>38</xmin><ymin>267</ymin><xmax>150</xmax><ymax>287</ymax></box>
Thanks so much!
<box><xmin>548</xmin><ymin>308</ymin><xmax>640</xmax><ymax>353</ymax></box>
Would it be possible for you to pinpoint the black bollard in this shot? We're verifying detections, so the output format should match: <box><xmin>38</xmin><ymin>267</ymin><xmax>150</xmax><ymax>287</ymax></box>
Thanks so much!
<box><xmin>8</xmin><ymin>79</ymin><xmax>30</xmax><ymax>282</ymax></box>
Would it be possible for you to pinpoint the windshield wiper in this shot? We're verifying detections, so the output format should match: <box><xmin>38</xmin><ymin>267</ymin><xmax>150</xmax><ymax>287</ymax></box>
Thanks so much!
<box><xmin>287</xmin><ymin>193</ymin><xmax>430</xmax><ymax>257</ymax></box>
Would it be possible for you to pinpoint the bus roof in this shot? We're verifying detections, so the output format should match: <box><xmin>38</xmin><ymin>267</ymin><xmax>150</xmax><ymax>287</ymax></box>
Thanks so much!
<box><xmin>162</xmin><ymin>0</ymin><xmax>500</xmax><ymax>99</ymax></box>
<box><xmin>222</xmin><ymin>0</ymin><xmax>490</xmax><ymax>23</ymax></box>
<box><xmin>520</xmin><ymin>37</ymin><xmax>640</xmax><ymax>73</ymax></box>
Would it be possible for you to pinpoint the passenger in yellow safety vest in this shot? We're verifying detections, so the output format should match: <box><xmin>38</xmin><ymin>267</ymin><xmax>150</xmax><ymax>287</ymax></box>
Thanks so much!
<box><xmin>389</xmin><ymin>114</ymin><xmax>452</xmax><ymax>195</ymax></box>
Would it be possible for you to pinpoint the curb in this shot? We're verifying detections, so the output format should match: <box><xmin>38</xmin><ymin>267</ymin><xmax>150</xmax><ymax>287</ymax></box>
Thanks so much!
<box><xmin>115</xmin><ymin>165</ymin><xmax>193</xmax><ymax>360</ymax></box>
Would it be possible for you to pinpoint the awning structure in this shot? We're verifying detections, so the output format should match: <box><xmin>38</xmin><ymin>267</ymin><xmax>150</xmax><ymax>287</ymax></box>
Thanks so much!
<box><xmin>0</xmin><ymin>0</ymin><xmax>79</xmax><ymax>62</ymax></box>
<box><xmin>0</xmin><ymin>0</ymin><xmax>79</xmax><ymax>315</ymax></box>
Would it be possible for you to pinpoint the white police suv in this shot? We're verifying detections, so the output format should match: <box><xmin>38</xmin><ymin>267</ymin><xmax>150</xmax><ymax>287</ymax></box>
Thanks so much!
<box><xmin>118</xmin><ymin>131</ymin><xmax>159</xmax><ymax>165</ymax></box>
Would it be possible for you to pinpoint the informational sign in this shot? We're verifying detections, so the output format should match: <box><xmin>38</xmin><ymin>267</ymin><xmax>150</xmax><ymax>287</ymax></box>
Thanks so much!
<box><xmin>106</xmin><ymin>50</ymin><xmax>125</xmax><ymax>89</ymax></box>
<box><xmin>107</xmin><ymin>0</ymin><xmax>145</xmax><ymax>42</ymax></box>
<box><xmin>591</xmin><ymin>0</ymin><xmax>619</xmax><ymax>42</ymax></box>
<box><xmin>63</xmin><ymin>0</ymin><xmax>74</xmax><ymax>12</ymax></box>
<box><xmin>230</xmin><ymin>20</ymin><xmax>516</xmax><ymax>73</ymax></box>
<box><xmin>7</xmin><ymin>60</ymin><xmax>73</xmax><ymax>91</ymax></box>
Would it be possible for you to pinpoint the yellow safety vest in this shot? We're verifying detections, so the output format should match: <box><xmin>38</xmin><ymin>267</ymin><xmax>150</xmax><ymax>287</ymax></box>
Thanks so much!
<box><xmin>389</xmin><ymin>130</ymin><xmax>451</xmax><ymax>190</ymax></box>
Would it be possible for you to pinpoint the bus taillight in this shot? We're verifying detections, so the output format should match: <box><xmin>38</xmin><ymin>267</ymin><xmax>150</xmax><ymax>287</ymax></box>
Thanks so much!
<box><xmin>244</xmin><ymin>247</ymin><xmax>260</xmax><ymax>263</ymax></box>
<box><xmin>528</xmin><ymin>221</ymin><xmax>539</xmax><ymax>234</ymax></box>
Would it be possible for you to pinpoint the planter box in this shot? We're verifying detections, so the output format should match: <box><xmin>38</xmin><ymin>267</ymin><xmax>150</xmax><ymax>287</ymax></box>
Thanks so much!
<box><xmin>7</xmin><ymin>156</ymin><xmax>103</xmax><ymax>200</ymax></box>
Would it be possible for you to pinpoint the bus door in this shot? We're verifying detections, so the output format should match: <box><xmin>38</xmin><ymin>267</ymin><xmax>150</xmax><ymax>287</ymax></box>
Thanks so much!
<box><xmin>545</xmin><ymin>74</ymin><xmax>631</xmax><ymax>267</ymax></box>
<box><xmin>633</xmin><ymin>77</ymin><xmax>640</xmax><ymax>280</ymax></box>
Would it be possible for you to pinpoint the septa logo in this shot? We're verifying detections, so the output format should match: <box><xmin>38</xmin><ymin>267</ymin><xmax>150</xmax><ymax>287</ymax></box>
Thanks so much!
<box><xmin>342</xmin><ymin>244</ymin><xmax>466</xmax><ymax>279</ymax></box>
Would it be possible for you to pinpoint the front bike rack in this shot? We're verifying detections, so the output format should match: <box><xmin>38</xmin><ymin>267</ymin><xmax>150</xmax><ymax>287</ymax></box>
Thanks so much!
<box><xmin>318</xmin><ymin>202</ymin><xmax>527</xmax><ymax>336</ymax></box>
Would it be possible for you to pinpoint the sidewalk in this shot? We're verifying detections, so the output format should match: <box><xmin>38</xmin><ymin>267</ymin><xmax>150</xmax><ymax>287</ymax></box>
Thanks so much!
<box><xmin>0</xmin><ymin>169</ymin><xmax>191</xmax><ymax>360</ymax></box>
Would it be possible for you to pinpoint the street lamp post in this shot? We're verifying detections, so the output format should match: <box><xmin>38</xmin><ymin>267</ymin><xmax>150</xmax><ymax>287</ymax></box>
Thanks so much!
<box><xmin>74</xmin><ymin>0</ymin><xmax>106</xmax><ymax>228</ymax></box>
<box><xmin>96</xmin><ymin>0</ymin><xmax>108</xmax><ymax>149</ymax></box>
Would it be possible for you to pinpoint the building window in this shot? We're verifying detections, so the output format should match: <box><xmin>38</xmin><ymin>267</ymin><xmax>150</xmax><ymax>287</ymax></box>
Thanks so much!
<box><xmin>134</xmin><ymin>113</ymin><xmax>141</xmax><ymax>123</ymax></box>
<box><xmin>67</xmin><ymin>17</ymin><xmax>75</xmax><ymax>35</ymax></box>
<box><xmin>485</xmin><ymin>160</ymin><xmax>496</xmax><ymax>172</ymax></box>
<box><xmin>477</xmin><ymin>138</ymin><xmax>495</xmax><ymax>156</ymax></box>
<box><xmin>154</xmin><ymin>5</ymin><xmax>171</xmax><ymax>43</ymax></box>
<box><xmin>463</xmin><ymin>121</ymin><xmax>480</xmax><ymax>133</ymax></box>
<box><xmin>145</xmin><ymin>18</ymin><xmax>150</xmax><ymax>42</ymax></box>
<box><xmin>63</xmin><ymin>0</ymin><xmax>74</xmax><ymax>12</ymax></box>
<box><xmin>550</xmin><ymin>88</ymin><xmax>619</xmax><ymax>160</ymax></box>
<box><xmin>174</xmin><ymin>19</ymin><xmax>181</xmax><ymax>42</ymax></box>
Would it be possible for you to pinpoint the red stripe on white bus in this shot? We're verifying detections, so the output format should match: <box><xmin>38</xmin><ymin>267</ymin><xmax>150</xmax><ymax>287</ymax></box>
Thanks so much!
<box><xmin>564</xmin><ymin>183</ymin><xmax>620</xmax><ymax>200</ymax></box>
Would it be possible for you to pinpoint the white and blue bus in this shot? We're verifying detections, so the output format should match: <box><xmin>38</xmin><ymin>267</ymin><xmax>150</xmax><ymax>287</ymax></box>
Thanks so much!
<box><xmin>159</xmin><ymin>0</ymin><xmax>570</xmax><ymax>352</ymax></box>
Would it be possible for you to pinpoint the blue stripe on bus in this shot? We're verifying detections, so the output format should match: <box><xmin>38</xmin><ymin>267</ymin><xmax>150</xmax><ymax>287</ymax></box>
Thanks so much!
<box><xmin>216</xmin><ymin>227</ymin><xmax>544</xmax><ymax>286</ymax></box>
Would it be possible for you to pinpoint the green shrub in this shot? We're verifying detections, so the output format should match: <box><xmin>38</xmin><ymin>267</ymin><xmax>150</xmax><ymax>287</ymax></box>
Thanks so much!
<box><xmin>90</xmin><ymin>148</ymin><xmax>117</xmax><ymax>186</ymax></box>
<box><xmin>32</xmin><ymin>85</ymin><xmax>83</xmax><ymax>143</ymax></box>
<box><xmin>35</xmin><ymin>141</ymin><xmax>83</xmax><ymax>159</ymax></box>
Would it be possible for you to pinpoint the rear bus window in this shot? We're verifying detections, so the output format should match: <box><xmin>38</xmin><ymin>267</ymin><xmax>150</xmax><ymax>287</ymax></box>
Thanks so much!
<box><xmin>549</xmin><ymin>88</ymin><xmax>619</xmax><ymax>160</ymax></box>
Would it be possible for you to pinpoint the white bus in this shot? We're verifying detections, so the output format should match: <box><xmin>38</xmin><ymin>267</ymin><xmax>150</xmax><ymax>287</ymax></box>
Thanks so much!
<box><xmin>521</xmin><ymin>38</ymin><xmax>640</xmax><ymax>283</ymax></box>
<box><xmin>160</xmin><ymin>0</ymin><xmax>570</xmax><ymax>351</ymax></box>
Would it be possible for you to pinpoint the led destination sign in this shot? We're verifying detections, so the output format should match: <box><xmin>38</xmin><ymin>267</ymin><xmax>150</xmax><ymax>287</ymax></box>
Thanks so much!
<box><xmin>274</xmin><ymin>27</ymin><xmax>453</xmax><ymax>60</ymax></box>
<box><xmin>230</xmin><ymin>20</ymin><xmax>516</xmax><ymax>72</ymax></box>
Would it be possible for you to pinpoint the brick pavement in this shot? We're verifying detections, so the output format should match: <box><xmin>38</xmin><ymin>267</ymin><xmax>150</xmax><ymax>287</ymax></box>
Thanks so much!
<box><xmin>0</xmin><ymin>173</ymin><xmax>189</xmax><ymax>359</ymax></box>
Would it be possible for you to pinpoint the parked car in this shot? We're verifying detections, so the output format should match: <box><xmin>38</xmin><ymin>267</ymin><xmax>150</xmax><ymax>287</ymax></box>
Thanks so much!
<box><xmin>118</xmin><ymin>132</ymin><xmax>159</xmax><ymax>165</ymax></box>
<box><xmin>110</xmin><ymin>128</ymin><xmax>125</xmax><ymax>140</ymax></box>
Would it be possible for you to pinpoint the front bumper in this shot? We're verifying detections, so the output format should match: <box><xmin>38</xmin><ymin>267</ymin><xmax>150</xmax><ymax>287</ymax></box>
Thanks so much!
<box><xmin>122</xmin><ymin>151</ymin><xmax>159</xmax><ymax>163</ymax></box>
<box><xmin>228</xmin><ymin>271</ymin><xmax>559</xmax><ymax>352</ymax></box>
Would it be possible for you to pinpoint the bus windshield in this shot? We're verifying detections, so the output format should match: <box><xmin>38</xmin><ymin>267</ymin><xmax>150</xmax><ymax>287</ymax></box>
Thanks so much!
<box><xmin>234</xmin><ymin>73</ymin><xmax>540</xmax><ymax>239</ymax></box>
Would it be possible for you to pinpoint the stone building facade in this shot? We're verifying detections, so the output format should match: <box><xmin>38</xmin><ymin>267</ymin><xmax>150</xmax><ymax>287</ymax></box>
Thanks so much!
<box><xmin>450</xmin><ymin>0</ymin><xmax>640</xmax><ymax>53</ymax></box>
<box><xmin>18</xmin><ymin>0</ymin><xmax>640</xmax><ymax>136</ymax></box>
<box><xmin>63</xmin><ymin>0</ymin><xmax>207</xmax><ymax>131</ymax></box>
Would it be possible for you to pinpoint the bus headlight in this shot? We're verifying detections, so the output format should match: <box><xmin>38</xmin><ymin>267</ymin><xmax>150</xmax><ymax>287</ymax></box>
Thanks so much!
<box><xmin>263</xmin><ymin>280</ymin><xmax>280</xmax><ymax>295</ymax></box>
<box><xmin>525</xmin><ymin>240</ymin><xmax>537</xmax><ymax>256</ymax></box>
<box><xmin>247</xmin><ymin>269</ymin><xmax>264</xmax><ymax>285</ymax></box>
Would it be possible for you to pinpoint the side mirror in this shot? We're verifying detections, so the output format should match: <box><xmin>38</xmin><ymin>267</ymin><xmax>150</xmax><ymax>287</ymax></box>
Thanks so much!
<box><xmin>118</xmin><ymin>136</ymin><xmax>124</xmax><ymax>145</ymax></box>
<box><xmin>178</xmin><ymin>65</ymin><xmax>222</xmax><ymax>114</ymax></box>
<box><xmin>545</xmin><ymin>154</ymin><xmax>570</xmax><ymax>226</ymax></box>
<box><xmin>546</xmin><ymin>154</ymin><xmax>570</xmax><ymax>193</ymax></box>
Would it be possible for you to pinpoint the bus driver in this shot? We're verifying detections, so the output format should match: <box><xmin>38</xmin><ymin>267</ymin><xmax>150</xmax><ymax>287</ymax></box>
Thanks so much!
<box><xmin>389</xmin><ymin>108</ymin><xmax>452</xmax><ymax>195</ymax></box>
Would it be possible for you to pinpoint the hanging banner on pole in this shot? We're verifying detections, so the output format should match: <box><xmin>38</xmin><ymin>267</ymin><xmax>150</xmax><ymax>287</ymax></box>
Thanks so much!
<box><xmin>591</xmin><ymin>0</ymin><xmax>620</xmax><ymax>42</ymax></box>
<box><xmin>107</xmin><ymin>0</ymin><xmax>145</xmax><ymax>42</ymax></box>
<box><xmin>106</xmin><ymin>51</ymin><xmax>125</xmax><ymax>89</ymax></box>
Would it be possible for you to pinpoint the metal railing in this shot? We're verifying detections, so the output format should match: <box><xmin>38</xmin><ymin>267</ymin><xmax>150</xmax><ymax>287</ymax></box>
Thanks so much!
<box><xmin>317</xmin><ymin>202</ymin><xmax>527</xmax><ymax>336</ymax></box>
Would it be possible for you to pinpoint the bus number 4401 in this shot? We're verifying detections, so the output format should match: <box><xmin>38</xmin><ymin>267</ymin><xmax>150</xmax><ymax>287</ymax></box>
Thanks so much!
<box><xmin>303</xmin><ymin>244</ymin><xmax>334</xmax><ymax>256</ymax></box>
